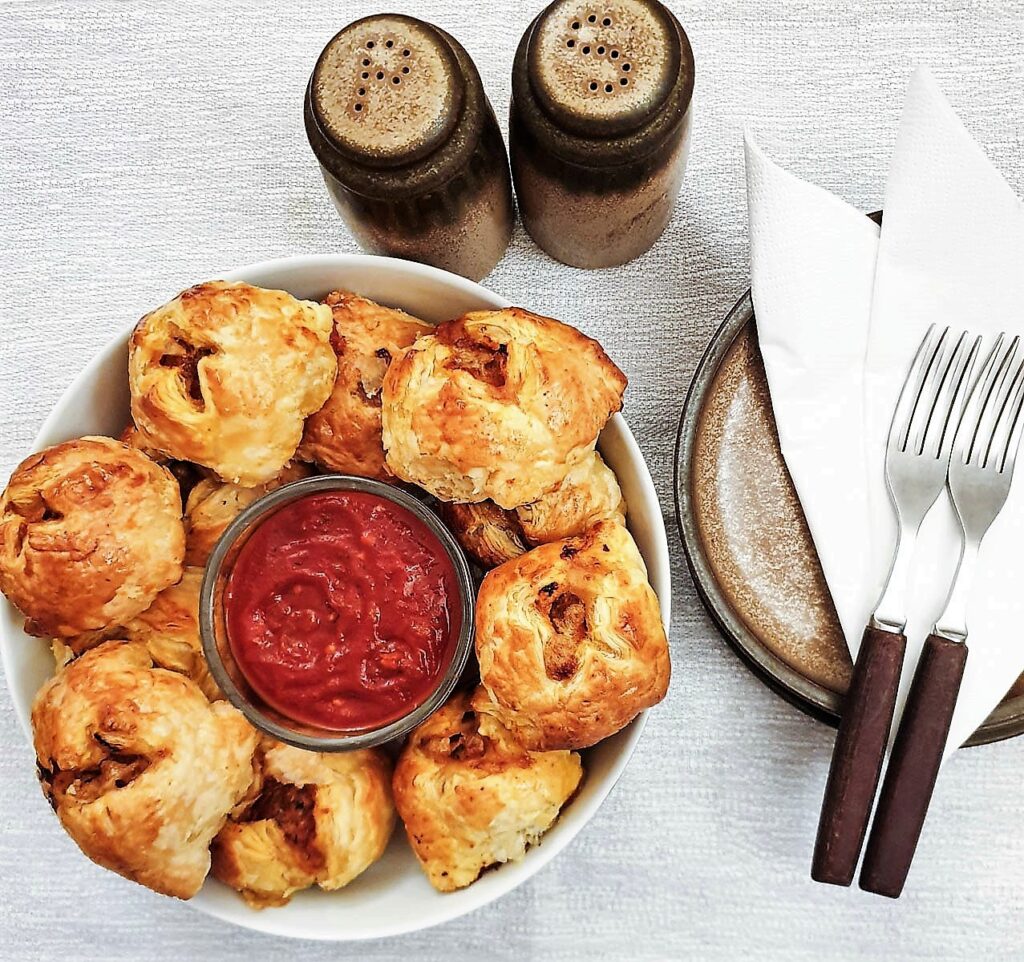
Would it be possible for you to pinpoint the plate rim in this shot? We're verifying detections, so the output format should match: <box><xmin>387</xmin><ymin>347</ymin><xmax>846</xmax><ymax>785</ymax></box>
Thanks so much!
<box><xmin>673</xmin><ymin>287</ymin><xmax>1024</xmax><ymax>748</ymax></box>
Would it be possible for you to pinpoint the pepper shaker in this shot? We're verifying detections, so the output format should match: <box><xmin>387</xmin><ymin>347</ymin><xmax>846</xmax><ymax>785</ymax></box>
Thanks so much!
<box><xmin>510</xmin><ymin>0</ymin><xmax>694</xmax><ymax>268</ymax></box>
<box><xmin>305</xmin><ymin>15</ymin><xmax>515</xmax><ymax>282</ymax></box>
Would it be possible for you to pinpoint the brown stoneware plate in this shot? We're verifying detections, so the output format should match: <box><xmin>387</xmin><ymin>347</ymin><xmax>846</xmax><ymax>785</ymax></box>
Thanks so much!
<box><xmin>674</xmin><ymin>289</ymin><xmax>1024</xmax><ymax>747</ymax></box>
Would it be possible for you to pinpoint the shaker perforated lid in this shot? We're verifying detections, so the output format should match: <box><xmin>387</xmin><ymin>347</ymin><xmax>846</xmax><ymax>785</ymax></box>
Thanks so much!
<box><xmin>310</xmin><ymin>15</ymin><xmax>465</xmax><ymax>168</ymax></box>
<box><xmin>527</xmin><ymin>0</ymin><xmax>682</xmax><ymax>137</ymax></box>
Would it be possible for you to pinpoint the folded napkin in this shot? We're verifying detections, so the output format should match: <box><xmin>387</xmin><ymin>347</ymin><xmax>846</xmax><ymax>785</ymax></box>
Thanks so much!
<box><xmin>746</xmin><ymin>67</ymin><xmax>1024</xmax><ymax>759</ymax></box>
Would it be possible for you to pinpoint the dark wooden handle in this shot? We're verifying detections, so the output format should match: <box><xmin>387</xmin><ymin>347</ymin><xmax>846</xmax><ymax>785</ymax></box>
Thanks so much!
<box><xmin>811</xmin><ymin>624</ymin><xmax>906</xmax><ymax>886</ymax></box>
<box><xmin>859</xmin><ymin>633</ymin><xmax>968</xmax><ymax>898</ymax></box>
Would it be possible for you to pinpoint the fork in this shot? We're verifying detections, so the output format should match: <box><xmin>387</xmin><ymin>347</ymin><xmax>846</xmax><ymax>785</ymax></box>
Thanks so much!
<box><xmin>860</xmin><ymin>334</ymin><xmax>1024</xmax><ymax>898</ymax></box>
<box><xmin>811</xmin><ymin>325</ymin><xmax>980</xmax><ymax>887</ymax></box>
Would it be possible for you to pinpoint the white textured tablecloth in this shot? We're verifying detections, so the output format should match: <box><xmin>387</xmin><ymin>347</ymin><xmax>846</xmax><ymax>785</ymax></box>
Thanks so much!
<box><xmin>2</xmin><ymin>1</ymin><xmax>1023</xmax><ymax>958</ymax></box>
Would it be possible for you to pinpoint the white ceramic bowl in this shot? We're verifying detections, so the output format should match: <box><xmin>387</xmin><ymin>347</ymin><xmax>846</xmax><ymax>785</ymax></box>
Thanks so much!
<box><xmin>0</xmin><ymin>254</ymin><xmax>671</xmax><ymax>940</ymax></box>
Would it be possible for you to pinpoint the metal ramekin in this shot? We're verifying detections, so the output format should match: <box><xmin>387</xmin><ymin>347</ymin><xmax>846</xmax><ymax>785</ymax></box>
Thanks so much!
<box><xmin>199</xmin><ymin>474</ymin><xmax>475</xmax><ymax>752</ymax></box>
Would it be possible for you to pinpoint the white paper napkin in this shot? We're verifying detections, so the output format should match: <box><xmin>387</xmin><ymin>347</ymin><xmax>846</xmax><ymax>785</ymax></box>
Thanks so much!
<box><xmin>746</xmin><ymin>67</ymin><xmax>1024</xmax><ymax>759</ymax></box>
<box><xmin>745</xmin><ymin>138</ymin><xmax>879</xmax><ymax>651</ymax></box>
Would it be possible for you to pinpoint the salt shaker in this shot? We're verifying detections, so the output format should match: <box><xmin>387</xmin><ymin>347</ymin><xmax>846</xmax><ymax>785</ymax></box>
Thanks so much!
<box><xmin>510</xmin><ymin>0</ymin><xmax>694</xmax><ymax>268</ymax></box>
<box><xmin>305</xmin><ymin>15</ymin><xmax>514</xmax><ymax>282</ymax></box>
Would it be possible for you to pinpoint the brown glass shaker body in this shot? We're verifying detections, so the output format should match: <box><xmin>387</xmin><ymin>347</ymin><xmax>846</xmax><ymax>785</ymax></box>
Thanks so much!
<box><xmin>510</xmin><ymin>0</ymin><xmax>694</xmax><ymax>269</ymax></box>
<box><xmin>305</xmin><ymin>15</ymin><xmax>514</xmax><ymax>282</ymax></box>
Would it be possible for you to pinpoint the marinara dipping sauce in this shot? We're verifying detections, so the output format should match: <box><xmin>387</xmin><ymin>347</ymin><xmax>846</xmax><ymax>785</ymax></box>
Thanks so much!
<box><xmin>224</xmin><ymin>490</ymin><xmax>461</xmax><ymax>732</ymax></box>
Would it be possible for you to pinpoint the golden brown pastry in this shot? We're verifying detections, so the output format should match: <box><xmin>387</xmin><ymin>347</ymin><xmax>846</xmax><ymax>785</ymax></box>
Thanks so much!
<box><xmin>128</xmin><ymin>281</ymin><xmax>336</xmax><ymax>485</ymax></box>
<box><xmin>474</xmin><ymin>519</ymin><xmax>669</xmax><ymax>750</ymax></box>
<box><xmin>381</xmin><ymin>307</ymin><xmax>627</xmax><ymax>508</ymax></box>
<box><xmin>59</xmin><ymin>567</ymin><xmax>220</xmax><ymax>700</ymax></box>
<box><xmin>392</xmin><ymin>688</ymin><xmax>582</xmax><ymax>892</ymax></box>
<box><xmin>51</xmin><ymin>638</ymin><xmax>75</xmax><ymax>670</ymax></box>
<box><xmin>297</xmin><ymin>290</ymin><xmax>432</xmax><ymax>479</ymax></box>
<box><xmin>515</xmin><ymin>451</ymin><xmax>625</xmax><ymax>544</ymax></box>
<box><xmin>444</xmin><ymin>451</ymin><xmax>625</xmax><ymax>568</ymax></box>
<box><xmin>114</xmin><ymin>567</ymin><xmax>218</xmax><ymax>697</ymax></box>
<box><xmin>183</xmin><ymin>461</ymin><xmax>310</xmax><ymax>567</ymax></box>
<box><xmin>212</xmin><ymin>741</ymin><xmax>394</xmax><ymax>908</ymax></box>
<box><xmin>119</xmin><ymin>423</ymin><xmax>207</xmax><ymax>501</ymax></box>
<box><xmin>0</xmin><ymin>437</ymin><xmax>185</xmax><ymax>638</ymax></box>
<box><xmin>441</xmin><ymin>500</ymin><xmax>529</xmax><ymax>569</ymax></box>
<box><xmin>32</xmin><ymin>641</ymin><xmax>259</xmax><ymax>899</ymax></box>
<box><xmin>118</xmin><ymin>424</ymin><xmax>167</xmax><ymax>462</ymax></box>
<box><xmin>444</xmin><ymin>451</ymin><xmax>627</xmax><ymax>568</ymax></box>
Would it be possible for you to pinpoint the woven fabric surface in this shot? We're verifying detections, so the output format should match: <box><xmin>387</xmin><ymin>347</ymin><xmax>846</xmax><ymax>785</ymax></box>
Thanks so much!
<box><xmin>1</xmin><ymin>1</ymin><xmax>1023</xmax><ymax>958</ymax></box>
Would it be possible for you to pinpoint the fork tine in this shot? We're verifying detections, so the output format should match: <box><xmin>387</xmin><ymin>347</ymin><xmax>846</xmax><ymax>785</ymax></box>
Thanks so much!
<box><xmin>954</xmin><ymin>334</ymin><xmax>1008</xmax><ymax>466</ymax></box>
<box><xmin>994</xmin><ymin>358</ymin><xmax>1024</xmax><ymax>473</ymax></box>
<box><xmin>922</xmin><ymin>332</ymin><xmax>981</xmax><ymax>460</ymax></box>
<box><xmin>890</xmin><ymin>324</ymin><xmax>944</xmax><ymax>452</ymax></box>
<box><xmin>979</xmin><ymin>338</ymin><xmax>1023</xmax><ymax>468</ymax></box>
<box><xmin>903</xmin><ymin>327</ymin><xmax>951</xmax><ymax>454</ymax></box>
<box><xmin>907</xmin><ymin>330</ymin><xmax>955</xmax><ymax>455</ymax></box>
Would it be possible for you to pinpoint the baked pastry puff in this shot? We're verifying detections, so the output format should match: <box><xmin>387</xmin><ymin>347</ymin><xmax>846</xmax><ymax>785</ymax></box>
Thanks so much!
<box><xmin>183</xmin><ymin>461</ymin><xmax>310</xmax><ymax>567</ymax></box>
<box><xmin>475</xmin><ymin>519</ymin><xmax>669</xmax><ymax>750</ymax></box>
<box><xmin>118</xmin><ymin>424</ymin><xmax>168</xmax><ymax>462</ymax></box>
<box><xmin>298</xmin><ymin>290</ymin><xmax>432</xmax><ymax>479</ymax></box>
<box><xmin>381</xmin><ymin>308</ymin><xmax>627</xmax><ymax>508</ymax></box>
<box><xmin>0</xmin><ymin>437</ymin><xmax>185</xmax><ymax>637</ymax></box>
<box><xmin>128</xmin><ymin>281</ymin><xmax>336</xmax><ymax>485</ymax></box>
<box><xmin>392</xmin><ymin>688</ymin><xmax>582</xmax><ymax>892</ymax></box>
<box><xmin>57</xmin><ymin>567</ymin><xmax>220</xmax><ymax>701</ymax></box>
<box><xmin>32</xmin><ymin>641</ymin><xmax>259</xmax><ymax>899</ymax></box>
<box><xmin>516</xmin><ymin>451</ymin><xmax>625</xmax><ymax>544</ymax></box>
<box><xmin>212</xmin><ymin>741</ymin><xmax>394</xmax><ymax>908</ymax></box>
<box><xmin>440</xmin><ymin>500</ymin><xmax>530</xmax><ymax>569</ymax></box>
<box><xmin>119</xmin><ymin>423</ymin><xmax>206</xmax><ymax>502</ymax></box>
<box><xmin>445</xmin><ymin>451</ymin><xmax>626</xmax><ymax>568</ymax></box>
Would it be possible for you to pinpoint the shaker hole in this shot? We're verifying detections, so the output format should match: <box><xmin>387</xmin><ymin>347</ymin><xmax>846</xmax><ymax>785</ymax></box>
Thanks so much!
<box><xmin>358</xmin><ymin>87</ymin><xmax>366</xmax><ymax>95</ymax></box>
<box><xmin>572</xmin><ymin>20</ymin><xmax>580</xmax><ymax>28</ymax></box>
<box><xmin>611</xmin><ymin>50</ymin><xmax>619</xmax><ymax>59</ymax></box>
<box><xmin>582</xmin><ymin>45</ymin><xmax>590</xmax><ymax>53</ymax></box>
<box><xmin>567</xmin><ymin>39</ymin><xmax>575</xmax><ymax>47</ymax></box>
<box><xmin>589</xmin><ymin>81</ymin><xmax>598</xmax><ymax>90</ymax></box>
<box><xmin>603</xmin><ymin>17</ymin><xmax>611</xmax><ymax>25</ymax></box>
<box><xmin>385</xmin><ymin>39</ymin><xmax>393</xmax><ymax>48</ymax></box>
<box><xmin>361</xmin><ymin>71</ymin><xmax>369</xmax><ymax>79</ymax></box>
<box><xmin>604</xmin><ymin>83</ymin><xmax>613</xmax><ymax>92</ymax></box>
<box><xmin>362</xmin><ymin>58</ymin><xmax>370</xmax><ymax>66</ymax></box>
<box><xmin>392</xmin><ymin>76</ymin><xmax>400</xmax><ymax>84</ymax></box>
<box><xmin>597</xmin><ymin>46</ymin><xmax>605</xmax><ymax>54</ymax></box>
<box><xmin>620</xmin><ymin>77</ymin><xmax>628</xmax><ymax>85</ymax></box>
<box><xmin>588</xmin><ymin>14</ymin><xmax>596</xmax><ymax>22</ymax></box>
<box><xmin>622</xmin><ymin>62</ymin><xmax>631</xmax><ymax>71</ymax></box>
<box><xmin>376</xmin><ymin>71</ymin><xmax>384</xmax><ymax>80</ymax></box>
<box><xmin>403</xmin><ymin>49</ymin><xmax>411</xmax><ymax>56</ymax></box>
<box><xmin>402</xmin><ymin>65</ymin><xmax>410</xmax><ymax>73</ymax></box>
<box><xmin>355</xmin><ymin>103</ymin><xmax>363</xmax><ymax>111</ymax></box>
<box><xmin>367</xmin><ymin>41</ymin><xmax>375</xmax><ymax>48</ymax></box>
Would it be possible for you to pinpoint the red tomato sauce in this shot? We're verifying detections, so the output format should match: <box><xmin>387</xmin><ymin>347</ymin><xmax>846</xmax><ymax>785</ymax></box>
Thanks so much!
<box><xmin>225</xmin><ymin>490</ymin><xmax>460</xmax><ymax>732</ymax></box>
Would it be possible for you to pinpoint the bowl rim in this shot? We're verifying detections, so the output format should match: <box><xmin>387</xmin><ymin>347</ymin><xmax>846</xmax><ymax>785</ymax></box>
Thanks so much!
<box><xmin>673</xmin><ymin>286</ymin><xmax>1024</xmax><ymax>748</ymax></box>
<box><xmin>199</xmin><ymin>474</ymin><xmax>476</xmax><ymax>751</ymax></box>
<box><xmin>0</xmin><ymin>252</ymin><xmax>672</xmax><ymax>940</ymax></box>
